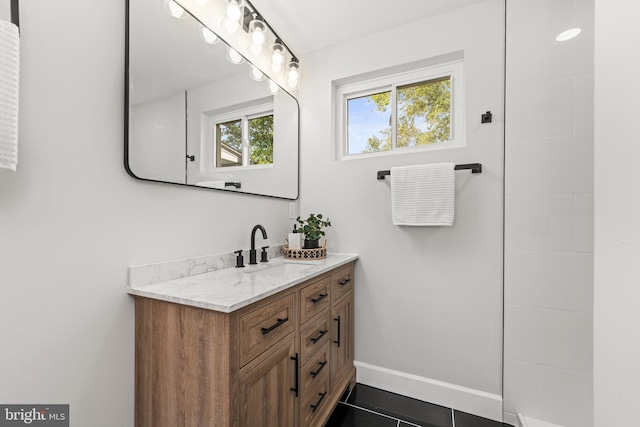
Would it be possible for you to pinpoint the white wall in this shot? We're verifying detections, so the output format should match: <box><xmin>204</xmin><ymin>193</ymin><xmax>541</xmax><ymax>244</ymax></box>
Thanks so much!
<box><xmin>0</xmin><ymin>1</ymin><xmax>290</xmax><ymax>426</ymax></box>
<box><xmin>129</xmin><ymin>92</ymin><xmax>185</xmax><ymax>183</ymax></box>
<box><xmin>503</xmin><ymin>1</ymin><xmax>594</xmax><ymax>426</ymax></box>
<box><xmin>593</xmin><ymin>0</ymin><xmax>640</xmax><ymax>425</ymax></box>
<box><xmin>299</xmin><ymin>0</ymin><xmax>505</xmax><ymax>419</ymax></box>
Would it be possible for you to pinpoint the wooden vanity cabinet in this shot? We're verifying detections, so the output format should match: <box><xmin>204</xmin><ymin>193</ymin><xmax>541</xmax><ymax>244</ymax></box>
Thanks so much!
<box><xmin>134</xmin><ymin>261</ymin><xmax>356</xmax><ymax>427</ymax></box>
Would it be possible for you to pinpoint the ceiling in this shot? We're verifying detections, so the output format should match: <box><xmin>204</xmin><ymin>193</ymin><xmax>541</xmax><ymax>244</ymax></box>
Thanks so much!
<box><xmin>248</xmin><ymin>0</ymin><xmax>488</xmax><ymax>55</ymax></box>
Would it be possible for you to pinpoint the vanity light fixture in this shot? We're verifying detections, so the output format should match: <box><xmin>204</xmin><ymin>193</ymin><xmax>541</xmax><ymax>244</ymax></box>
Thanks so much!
<box><xmin>164</xmin><ymin>0</ymin><xmax>187</xmax><ymax>18</ymax></box>
<box><xmin>249</xmin><ymin>66</ymin><xmax>266</xmax><ymax>81</ymax></box>
<box><xmin>270</xmin><ymin>40</ymin><xmax>285</xmax><ymax>73</ymax></box>
<box><xmin>226</xmin><ymin>46</ymin><xmax>244</xmax><ymax>64</ymax></box>
<box><xmin>222</xmin><ymin>0</ymin><xmax>244</xmax><ymax>33</ymax></box>
<box><xmin>199</xmin><ymin>24</ymin><xmax>219</xmax><ymax>44</ymax></box>
<box><xmin>556</xmin><ymin>27</ymin><xmax>582</xmax><ymax>42</ymax></box>
<box><xmin>287</xmin><ymin>57</ymin><xmax>300</xmax><ymax>89</ymax></box>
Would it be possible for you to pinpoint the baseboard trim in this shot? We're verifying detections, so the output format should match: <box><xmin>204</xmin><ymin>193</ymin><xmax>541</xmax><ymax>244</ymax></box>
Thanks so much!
<box><xmin>354</xmin><ymin>360</ymin><xmax>503</xmax><ymax>422</ymax></box>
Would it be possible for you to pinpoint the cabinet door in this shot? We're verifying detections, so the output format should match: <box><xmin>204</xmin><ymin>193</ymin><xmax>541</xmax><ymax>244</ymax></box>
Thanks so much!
<box><xmin>330</xmin><ymin>292</ymin><xmax>354</xmax><ymax>385</ymax></box>
<box><xmin>239</xmin><ymin>336</ymin><xmax>298</xmax><ymax>427</ymax></box>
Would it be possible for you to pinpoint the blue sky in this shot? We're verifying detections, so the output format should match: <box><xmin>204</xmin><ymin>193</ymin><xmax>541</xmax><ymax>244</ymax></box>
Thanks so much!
<box><xmin>347</xmin><ymin>95</ymin><xmax>390</xmax><ymax>154</ymax></box>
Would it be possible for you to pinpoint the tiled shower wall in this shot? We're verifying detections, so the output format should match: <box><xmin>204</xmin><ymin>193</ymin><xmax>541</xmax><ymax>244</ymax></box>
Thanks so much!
<box><xmin>504</xmin><ymin>1</ymin><xmax>594</xmax><ymax>426</ymax></box>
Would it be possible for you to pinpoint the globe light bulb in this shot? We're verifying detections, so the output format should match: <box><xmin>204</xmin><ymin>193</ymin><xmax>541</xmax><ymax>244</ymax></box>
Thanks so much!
<box><xmin>164</xmin><ymin>0</ymin><xmax>186</xmax><ymax>18</ymax></box>
<box><xmin>199</xmin><ymin>24</ymin><xmax>219</xmax><ymax>44</ymax></box>
<box><xmin>268</xmin><ymin>80</ymin><xmax>280</xmax><ymax>94</ymax></box>
<box><xmin>226</xmin><ymin>0</ymin><xmax>241</xmax><ymax>21</ymax></box>
<box><xmin>227</xmin><ymin>47</ymin><xmax>244</xmax><ymax>64</ymax></box>
<box><xmin>252</xmin><ymin>28</ymin><xmax>265</xmax><ymax>45</ymax></box>
<box><xmin>250</xmin><ymin>66</ymin><xmax>265</xmax><ymax>81</ymax></box>
<box><xmin>271</xmin><ymin>43</ymin><xmax>284</xmax><ymax>65</ymax></box>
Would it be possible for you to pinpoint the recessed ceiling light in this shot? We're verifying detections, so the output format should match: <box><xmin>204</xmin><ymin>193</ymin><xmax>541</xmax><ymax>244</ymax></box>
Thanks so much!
<box><xmin>556</xmin><ymin>28</ymin><xmax>582</xmax><ymax>42</ymax></box>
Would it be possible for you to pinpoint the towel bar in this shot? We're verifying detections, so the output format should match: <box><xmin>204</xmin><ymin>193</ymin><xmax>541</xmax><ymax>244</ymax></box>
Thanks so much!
<box><xmin>11</xmin><ymin>0</ymin><xmax>19</xmax><ymax>28</ymax></box>
<box><xmin>376</xmin><ymin>163</ymin><xmax>482</xmax><ymax>180</ymax></box>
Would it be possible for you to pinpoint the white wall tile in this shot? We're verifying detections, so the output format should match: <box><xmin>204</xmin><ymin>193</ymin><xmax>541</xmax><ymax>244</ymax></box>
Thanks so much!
<box><xmin>575</xmin><ymin>193</ymin><xmax>594</xmax><ymax>253</ymax></box>
<box><xmin>504</xmin><ymin>358</ymin><xmax>593</xmax><ymax>427</ymax></box>
<box><xmin>506</xmin><ymin>78</ymin><xmax>575</xmax><ymax>141</ymax></box>
<box><xmin>505</xmin><ymin>194</ymin><xmax>576</xmax><ymax>251</ymax></box>
<box><xmin>505</xmin><ymin>250</ymin><xmax>593</xmax><ymax>312</ymax></box>
<box><xmin>505</xmin><ymin>305</ymin><xmax>593</xmax><ymax>372</ymax></box>
<box><xmin>574</xmin><ymin>74</ymin><xmax>594</xmax><ymax>134</ymax></box>
<box><xmin>506</xmin><ymin>0</ymin><xmax>594</xmax><ymax>87</ymax></box>
<box><xmin>505</xmin><ymin>134</ymin><xmax>594</xmax><ymax>195</ymax></box>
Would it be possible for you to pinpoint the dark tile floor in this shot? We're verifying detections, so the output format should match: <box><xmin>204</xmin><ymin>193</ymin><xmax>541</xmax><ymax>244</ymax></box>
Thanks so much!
<box><xmin>325</xmin><ymin>384</ymin><xmax>514</xmax><ymax>427</ymax></box>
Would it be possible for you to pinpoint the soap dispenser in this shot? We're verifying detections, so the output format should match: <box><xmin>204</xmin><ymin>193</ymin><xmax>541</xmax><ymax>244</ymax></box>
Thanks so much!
<box><xmin>288</xmin><ymin>224</ymin><xmax>301</xmax><ymax>250</ymax></box>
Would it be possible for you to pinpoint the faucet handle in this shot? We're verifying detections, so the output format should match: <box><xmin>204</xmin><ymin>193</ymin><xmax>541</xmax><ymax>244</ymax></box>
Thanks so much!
<box><xmin>234</xmin><ymin>250</ymin><xmax>245</xmax><ymax>268</ymax></box>
<box><xmin>260</xmin><ymin>246</ymin><xmax>269</xmax><ymax>263</ymax></box>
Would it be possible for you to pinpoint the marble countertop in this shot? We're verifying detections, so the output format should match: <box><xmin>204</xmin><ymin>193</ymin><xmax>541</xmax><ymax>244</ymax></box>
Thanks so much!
<box><xmin>127</xmin><ymin>254</ymin><xmax>358</xmax><ymax>313</ymax></box>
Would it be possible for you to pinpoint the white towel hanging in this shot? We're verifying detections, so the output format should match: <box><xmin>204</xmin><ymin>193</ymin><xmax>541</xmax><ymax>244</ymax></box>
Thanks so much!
<box><xmin>0</xmin><ymin>19</ymin><xmax>19</xmax><ymax>172</ymax></box>
<box><xmin>390</xmin><ymin>163</ymin><xmax>455</xmax><ymax>226</ymax></box>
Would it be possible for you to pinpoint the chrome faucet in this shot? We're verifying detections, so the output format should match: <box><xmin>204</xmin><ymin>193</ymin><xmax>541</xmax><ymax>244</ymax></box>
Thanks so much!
<box><xmin>249</xmin><ymin>225</ymin><xmax>268</xmax><ymax>265</ymax></box>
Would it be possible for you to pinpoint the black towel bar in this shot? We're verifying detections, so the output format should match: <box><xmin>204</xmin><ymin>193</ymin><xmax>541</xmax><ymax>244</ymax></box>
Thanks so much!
<box><xmin>376</xmin><ymin>163</ymin><xmax>482</xmax><ymax>180</ymax></box>
<box><xmin>11</xmin><ymin>0</ymin><xmax>19</xmax><ymax>28</ymax></box>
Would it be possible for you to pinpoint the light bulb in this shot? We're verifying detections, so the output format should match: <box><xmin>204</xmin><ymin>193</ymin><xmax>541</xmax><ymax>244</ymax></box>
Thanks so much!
<box><xmin>227</xmin><ymin>47</ymin><xmax>244</xmax><ymax>64</ymax></box>
<box><xmin>288</xmin><ymin>65</ymin><xmax>299</xmax><ymax>81</ymax></box>
<box><xmin>271</xmin><ymin>42</ymin><xmax>284</xmax><ymax>67</ymax></box>
<box><xmin>222</xmin><ymin>0</ymin><xmax>242</xmax><ymax>33</ymax></box>
<box><xmin>199</xmin><ymin>24</ymin><xmax>219</xmax><ymax>44</ymax></box>
<box><xmin>268</xmin><ymin>80</ymin><xmax>279</xmax><ymax>94</ymax></box>
<box><xmin>226</xmin><ymin>0</ymin><xmax>242</xmax><ymax>21</ymax></box>
<box><xmin>164</xmin><ymin>0</ymin><xmax>186</xmax><ymax>18</ymax></box>
<box><xmin>556</xmin><ymin>28</ymin><xmax>582</xmax><ymax>42</ymax></box>
<box><xmin>287</xmin><ymin>58</ymin><xmax>300</xmax><ymax>88</ymax></box>
<box><xmin>252</xmin><ymin>28</ymin><xmax>265</xmax><ymax>45</ymax></box>
<box><xmin>250</xmin><ymin>66</ymin><xmax>265</xmax><ymax>81</ymax></box>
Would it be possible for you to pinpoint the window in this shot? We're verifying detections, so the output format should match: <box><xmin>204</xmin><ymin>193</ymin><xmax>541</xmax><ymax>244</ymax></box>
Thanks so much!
<box><xmin>335</xmin><ymin>59</ymin><xmax>464</xmax><ymax>159</ymax></box>
<box><xmin>212</xmin><ymin>104</ymin><xmax>274</xmax><ymax>168</ymax></box>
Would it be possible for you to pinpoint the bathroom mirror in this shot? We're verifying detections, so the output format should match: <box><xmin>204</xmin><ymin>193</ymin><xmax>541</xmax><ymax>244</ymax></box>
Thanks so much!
<box><xmin>125</xmin><ymin>0</ymin><xmax>299</xmax><ymax>199</ymax></box>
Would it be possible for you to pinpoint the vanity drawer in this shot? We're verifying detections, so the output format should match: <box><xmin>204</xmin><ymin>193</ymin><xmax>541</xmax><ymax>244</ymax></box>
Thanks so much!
<box><xmin>300</xmin><ymin>310</ymin><xmax>331</xmax><ymax>365</ymax></box>
<box><xmin>301</xmin><ymin>343</ymin><xmax>329</xmax><ymax>393</ymax></box>
<box><xmin>239</xmin><ymin>293</ymin><xmax>296</xmax><ymax>367</ymax></box>
<box><xmin>331</xmin><ymin>264</ymin><xmax>354</xmax><ymax>303</ymax></box>
<box><xmin>300</xmin><ymin>276</ymin><xmax>331</xmax><ymax>324</ymax></box>
<box><xmin>300</xmin><ymin>374</ymin><xmax>330</xmax><ymax>427</ymax></box>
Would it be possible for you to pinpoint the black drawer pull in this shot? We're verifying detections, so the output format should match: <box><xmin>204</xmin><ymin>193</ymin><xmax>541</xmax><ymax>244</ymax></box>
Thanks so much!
<box><xmin>310</xmin><ymin>392</ymin><xmax>327</xmax><ymax>412</ymax></box>
<box><xmin>311</xmin><ymin>293</ymin><xmax>328</xmax><ymax>304</ymax></box>
<box><xmin>310</xmin><ymin>360</ymin><xmax>327</xmax><ymax>378</ymax></box>
<box><xmin>334</xmin><ymin>316</ymin><xmax>341</xmax><ymax>347</ymax></box>
<box><xmin>261</xmin><ymin>317</ymin><xmax>289</xmax><ymax>335</ymax></box>
<box><xmin>310</xmin><ymin>329</ymin><xmax>328</xmax><ymax>344</ymax></box>
<box><xmin>338</xmin><ymin>278</ymin><xmax>352</xmax><ymax>286</ymax></box>
<box><xmin>290</xmin><ymin>353</ymin><xmax>299</xmax><ymax>397</ymax></box>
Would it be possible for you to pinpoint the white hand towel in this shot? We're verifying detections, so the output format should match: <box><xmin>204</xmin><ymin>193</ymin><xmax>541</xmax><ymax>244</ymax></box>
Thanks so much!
<box><xmin>390</xmin><ymin>163</ymin><xmax>455</xmax><ymax>226</ymax></box>
<box><xmin>0</xmin><ymin>20</ymin><xmax>19</xmax><ymax>172</ymax></box>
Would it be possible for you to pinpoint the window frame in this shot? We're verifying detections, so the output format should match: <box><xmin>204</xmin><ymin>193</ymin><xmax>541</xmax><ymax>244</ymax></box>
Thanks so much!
<box><xmin>209</xmin><ymin>103</ymin><xmax>274</xmax><ymax>169</ymax></box>
<box><xmin>335</xmin><ymin>60</ymin><xmax>464</xmax><ymax>160</ymax></box>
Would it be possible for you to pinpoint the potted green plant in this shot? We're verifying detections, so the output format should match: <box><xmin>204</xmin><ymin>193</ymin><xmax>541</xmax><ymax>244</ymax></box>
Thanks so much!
<box><xmin>296</xmin><ymin>213</ymin><xmax>331</xmax><ymax>249</ymax></box>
